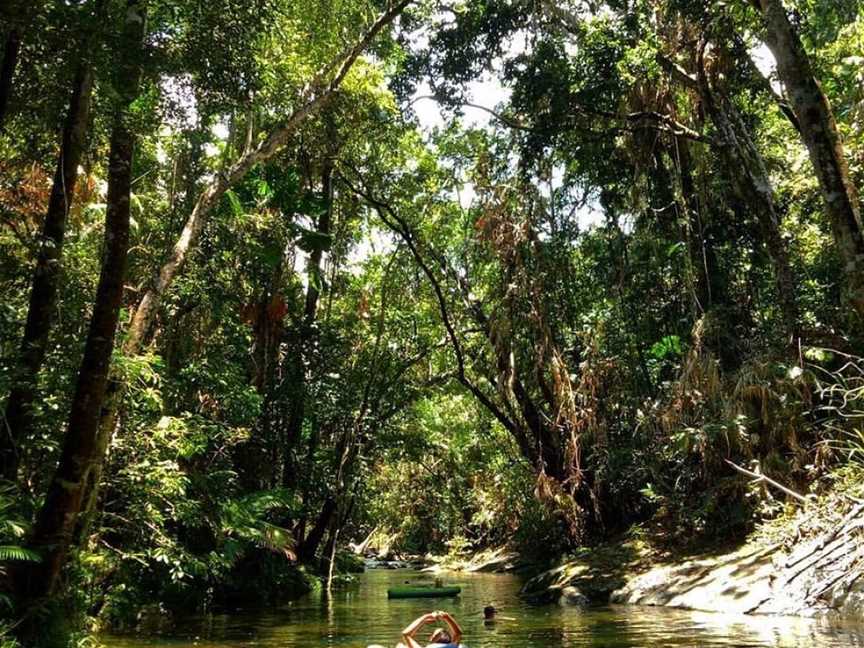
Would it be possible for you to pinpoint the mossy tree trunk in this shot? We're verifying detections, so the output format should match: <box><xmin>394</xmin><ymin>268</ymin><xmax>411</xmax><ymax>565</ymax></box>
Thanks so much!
<box><xmin>752</xmin><ymin>0</ymin><xmax>864</xmax><ymax>318</ymax></box>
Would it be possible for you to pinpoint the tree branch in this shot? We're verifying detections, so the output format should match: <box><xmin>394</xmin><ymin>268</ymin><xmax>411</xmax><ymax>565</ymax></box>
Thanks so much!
<box><xmin>411</xmin><ymin>94</ymin><xmax>713</xmax><ymax>144</ymax></box>
<box><xmin>337</xmin><ymin>168</ymin><xmax>520</xmax><ymax>438</ymax></box>
<box><xmin>725</xmin><ymin>459</ymin><xmax>808</xmax><ymax>503</ymax></box>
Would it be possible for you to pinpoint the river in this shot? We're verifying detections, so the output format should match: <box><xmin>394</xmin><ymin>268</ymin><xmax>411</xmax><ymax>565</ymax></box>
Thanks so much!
<box><xmin>100</xmin><ymin>568</ymin><xmax>864</xmax><ymax>647</ymax></box>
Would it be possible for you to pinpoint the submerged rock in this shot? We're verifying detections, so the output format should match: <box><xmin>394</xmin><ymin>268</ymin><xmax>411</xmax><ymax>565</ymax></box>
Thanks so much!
<box><xmin>520</xmin><ymin>565</ymin><xmax>571</xmax><ymax>604</ymax></box>
<box><xmin>521</xmin><ymin>565</ymin><xmax>608</xmax><ymax>606</ymax></box>
<box><xmin>558</xmin><ymin>586</ymin><xmax>589</xmax><ymax>607</ymax></box>
<box><xmin>520</xmin><ymin>542</ymin><xmax>645</xmax><ymax>605</ymax></box>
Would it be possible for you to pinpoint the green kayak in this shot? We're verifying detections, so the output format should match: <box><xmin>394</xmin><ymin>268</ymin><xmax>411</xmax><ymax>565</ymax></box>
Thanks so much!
<box><xmin>386</xmin><ymin>585</ymin><xmax>462</xmax><ymax>599</ymax></box>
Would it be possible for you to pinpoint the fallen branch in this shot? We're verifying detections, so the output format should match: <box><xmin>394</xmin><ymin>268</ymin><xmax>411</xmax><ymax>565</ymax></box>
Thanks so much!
<box><xmin>785</xmin><ymin>535</ymin><xmax>855</xmax><ymax>585</ymax></box>
<box><xmin>807</xmin><ymin>557</ymin><xmax>863</xmax><ymax>604</ymax></box>
<box><xmin>724</xmin><ymin>459</ymin><xmax>808</xmax><ymax>503</ymax></box>
<box><xmin>820</xmin><ymin>501</ymin><xmax>864</xmax><ymax>549</ymax></box>
<box><xmin>352</xmin><ymin>524</ymin><xmax>380</xmax><ymax>555</ymax></box>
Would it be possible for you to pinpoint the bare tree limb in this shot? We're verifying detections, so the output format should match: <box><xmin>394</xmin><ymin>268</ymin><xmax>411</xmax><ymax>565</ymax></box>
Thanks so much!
<box><xmin>725</xmin><ymin>459</ymin><xmax>808</xmax><ymax>503</ymax></box>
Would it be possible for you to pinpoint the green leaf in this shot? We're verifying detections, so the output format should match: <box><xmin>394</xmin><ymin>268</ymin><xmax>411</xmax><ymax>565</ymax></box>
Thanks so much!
<box><xmin>255</xmin><ymin>178</ymin><xmax>273</xmax><ymax>200</ymax></box>
<box><xmin>291</xmin><ymin>224</ymin><xmax>332</xmax><ymax>253</ymax></box>
<box><xmin>297</xmin><ymin>194</ymin><xmax>327</xmax><ymax>217</ymax></box>
<box><xmin>312</xmin><ymin>266</ymin><xmax>327</xmax><ymax>292</ymax></box>
<box><xmin>666</xmin><ymin>241</ymin><xmax>685</xmax><ymax>258</ymax></box>
<box><xmin>225</xmin><ymin>190</ymin><xmax>245</xmax><ymax>217</ymax></box>
<box><xmin>260</xmin><ymin>241</ymin><xmax>284</xmax><ymax>269</ymax></box>
<box><xmin>0</xmin><ymin>545</ymin><xmax>41</xmax><ymax>562</ymax></box>
<box><xmin>650</xmin><ymin>335</ymin><xmax>683</xmax><ymax>360</ymax></box>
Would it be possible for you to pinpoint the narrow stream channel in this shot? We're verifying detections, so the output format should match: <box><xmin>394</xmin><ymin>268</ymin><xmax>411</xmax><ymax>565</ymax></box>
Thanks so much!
<box><xmin>100</xmin><ymin>569</ymin><xmax>864</xmax><ymax>647</ymax></box>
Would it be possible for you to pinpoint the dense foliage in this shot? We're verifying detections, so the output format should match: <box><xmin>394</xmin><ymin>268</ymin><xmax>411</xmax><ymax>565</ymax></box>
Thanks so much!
<box><xmin>1</xmin><ymin>0</ymin><xmax>863</xmax><ymax>645</ymax></box>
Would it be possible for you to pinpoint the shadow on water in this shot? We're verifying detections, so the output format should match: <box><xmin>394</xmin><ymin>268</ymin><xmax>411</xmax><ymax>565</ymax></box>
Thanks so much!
<box><xmin>100</xmin><ymin>568</ymin><xmax>864</xmax><ymax>647</ymax></box>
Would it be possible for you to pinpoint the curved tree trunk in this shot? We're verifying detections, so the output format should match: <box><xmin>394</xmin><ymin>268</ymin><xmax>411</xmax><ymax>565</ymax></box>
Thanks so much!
<box><xmin>122</xmin><ymin>0</ymin><xmax>411</xmax><ymax>356</ymax></box>
<box><xmin>347</xmin><ymin>176</ymin><xmax>602</xmax><ymax>542</ymax></box>
<box><xmin>753</xmin><ymin>0</ymin><xmax>864</xmax><ymax>318</ymax></box>
<box><xmin>296</xmin><ymin>497</ymin><xmax>337</xmax><ymax>563</ymax></box>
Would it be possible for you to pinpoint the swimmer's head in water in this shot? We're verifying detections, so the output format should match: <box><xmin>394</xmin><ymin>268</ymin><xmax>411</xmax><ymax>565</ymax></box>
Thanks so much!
<box><xmin>429</xmin><ymin>628</ymin><xmax>452</xmax><ymax>643</ymax></box>
<box><xmin>483</xmin><ymin>605</ymin><xmax>496</xmax><ymax>619</ymax></box>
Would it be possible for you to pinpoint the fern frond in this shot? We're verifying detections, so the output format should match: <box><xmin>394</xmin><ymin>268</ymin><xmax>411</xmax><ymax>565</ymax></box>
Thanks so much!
<box><xmin>0</xmin><ymin>545</ymin><xmax>41</xmax><ymax>562</ymax></box>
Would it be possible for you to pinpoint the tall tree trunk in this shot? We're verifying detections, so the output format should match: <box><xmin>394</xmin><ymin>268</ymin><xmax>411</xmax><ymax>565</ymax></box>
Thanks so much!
<box><xmin>251</xmin><ymin>289</ymin><xmax>286</xmax><ymax>393</ymax></box>
<box><xmin>752</xmin><ymin>0</ymin><xmax>864</xmax><ymax>317</ymax></box>
<box><xmin>0</xmin><ymin>27</ymin><xmax>21</xmax><ymax>127</ymax></box>
<box><xmin>16</xmin><ymin>0</ymin><xmax>146</xmax><ymax>610</ymax></box>
<box><xmin>282</xmin><ymin>162</ymin><xmax>333</xmax><ymax>487</ymax></box>
<box><xmin>0</xmin><ymin>28</ymin><xmax>98</xmax><ymax>482</ymax></box>
<box><xmin>675</xmin><ymin>138</ymin><xmax>723</xmax><ymax>313</ymax></box>
<box><xmin>698</xmin><ymin>56</ymin><xmax>801</xmax><ymax>340</ymax></box>
<box><xmin>234</xmin><ymin>253</ymin><xmax>290</xmax><ymax>492</ymax></box>
<box><xmin>296</xmin><ymin>497</ymin><xmax>337</xmax><ymax>563</ymax></box>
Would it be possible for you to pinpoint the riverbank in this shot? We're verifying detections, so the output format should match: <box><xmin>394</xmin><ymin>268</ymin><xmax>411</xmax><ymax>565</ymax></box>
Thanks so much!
<box><xmin>517</xmin><ymin>473</ymin><xmax>864</xmax><ymax>620</ymax></box>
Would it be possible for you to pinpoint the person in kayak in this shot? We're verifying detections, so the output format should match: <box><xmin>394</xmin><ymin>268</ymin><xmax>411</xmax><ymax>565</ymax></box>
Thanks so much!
<box><xmin>397</xmin><ymin>610</ymin><xmax>463</xmax><ymax>648</ymax></box>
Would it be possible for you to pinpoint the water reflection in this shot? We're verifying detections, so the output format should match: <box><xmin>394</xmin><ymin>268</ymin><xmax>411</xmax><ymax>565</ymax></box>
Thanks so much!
<box><xmin>100</xmin><ymin>569</ymin><xmax>864</xmax><ymax>647</ymax></box>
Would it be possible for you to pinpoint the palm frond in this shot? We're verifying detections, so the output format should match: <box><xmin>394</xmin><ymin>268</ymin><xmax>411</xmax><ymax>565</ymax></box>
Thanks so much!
<box><xmin>0</xmin><ymin>545</ymin><xmax>40</xmax><ymax>562</ymax></box>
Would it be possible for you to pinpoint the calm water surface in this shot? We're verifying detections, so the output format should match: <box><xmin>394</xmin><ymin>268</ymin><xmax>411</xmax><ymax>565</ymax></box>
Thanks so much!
<box><xmin>100</xmin><ymin>568</ymin><xmax>864</xmax><ymax>647</ymax></box>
